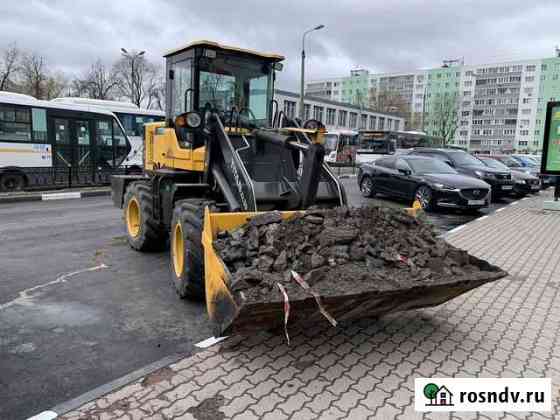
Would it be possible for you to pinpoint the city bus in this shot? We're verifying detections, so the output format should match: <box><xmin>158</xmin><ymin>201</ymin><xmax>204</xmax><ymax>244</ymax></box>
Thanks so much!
<box><xmin>52</xmin><ymin>98</ymin><xmax>165</xmax><ymax>171</ymax></box>
<box><xmin>355</xmin><ymin>130</ymin><xmax>444</xmax><ymax>164</ymax></box>
<box><xmin>0</xmin><ymin>91</ymin><xmax>131</xmax><ymax>192</ymax></box>
<box><xmin>324</xmin><ymin>129</ymin><xmax>359</xmax><ymax>164</ymax></box>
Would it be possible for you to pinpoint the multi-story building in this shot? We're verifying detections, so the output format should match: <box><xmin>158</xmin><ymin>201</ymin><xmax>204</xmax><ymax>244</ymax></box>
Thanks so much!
<box><xmin>306</xmin><ymin>54</ymin><xmax>560</xmax><ymax>153</ymax></box>
<box><xmin>273</xmin><ymin>89</ymin><xmax>404</xmax><ymax>132</ymax></box>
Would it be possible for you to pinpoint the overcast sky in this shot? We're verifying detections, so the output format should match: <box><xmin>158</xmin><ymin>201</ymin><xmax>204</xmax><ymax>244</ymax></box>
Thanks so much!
<box><xmin>2</xmin><ymin>0</ymin><xmax>560</xmax><ymax>90</ymax></box>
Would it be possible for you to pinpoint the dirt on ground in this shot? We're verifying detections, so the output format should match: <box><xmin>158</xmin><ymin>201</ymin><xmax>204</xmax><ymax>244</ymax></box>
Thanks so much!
<box><xmin>213</xmin><ymin>207</ymin><xmax>506</xmax><ymax>304</ymax></box>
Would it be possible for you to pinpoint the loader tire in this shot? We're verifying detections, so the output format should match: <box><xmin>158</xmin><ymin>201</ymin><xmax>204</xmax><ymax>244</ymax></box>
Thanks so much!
<box><xmin>123</xmin><ymin>182</ymin><xmax>167</xmax><ymax>251</ymax></box>
<box><xmin>170</xmin><ymin>199</ymin><xmax>215</xmax><ymax>300</ymax></box>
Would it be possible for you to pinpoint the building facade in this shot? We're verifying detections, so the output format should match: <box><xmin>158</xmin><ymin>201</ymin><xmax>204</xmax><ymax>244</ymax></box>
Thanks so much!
<box><xmin>306</xmin><ymin>55</ymin><xmax>560</xmax><ymax>153</ymax></box>
<box><xmin>274</xmin><ymin>89</ymin><xmax>404</xmax><ymax>133</ymax></box>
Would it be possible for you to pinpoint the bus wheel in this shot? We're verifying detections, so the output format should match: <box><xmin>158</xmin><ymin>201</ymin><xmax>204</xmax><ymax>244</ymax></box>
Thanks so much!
<box><xmin>0</xmin><ymin>173</ymin><xmax>25</xmax><ymax>192</ymax></box>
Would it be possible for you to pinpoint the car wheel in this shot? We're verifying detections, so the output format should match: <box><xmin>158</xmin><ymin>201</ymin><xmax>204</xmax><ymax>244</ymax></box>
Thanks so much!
<box><xmin>414</xmin><ymin>185</ymin><xmax>433</xmax><ymax>211</ymax></box>
<box><xmin>360</xmin><ymin>176</ymin><xmax>375</xmax><ymax>198</ymax></box>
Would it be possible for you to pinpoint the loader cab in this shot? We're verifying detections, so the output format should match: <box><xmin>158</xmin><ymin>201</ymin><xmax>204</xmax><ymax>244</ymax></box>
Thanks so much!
<box><xmin>164</xmin><ymin>40</ymin><xmax>284</xmax><ymax>136</ymax></box>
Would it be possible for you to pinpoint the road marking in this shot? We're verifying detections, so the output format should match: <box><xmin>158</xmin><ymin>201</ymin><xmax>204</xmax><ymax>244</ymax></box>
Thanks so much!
<box><xmin>476</xmin><ymin>215</ymin><xmax>489</xmax><ymax>221</ymax></box>
<box><xmin>447</xmin><ymin>225</ymin><xmax>466</xmax><ymax>234</ymax></box>
<box><xmin>26</xmin><ymin>410</ymin><xmax>58</xmax><ymax>420</ymax></box>
<box><xmin>195</xmin><ymin>336</ymin><xmax>228</xmax><ymax>348</ymax></box>
<box><xmin>42</xmin><ymin>192</ymin><xmax>82</xmax><ymax>201</ymax></box>
<box><xmin>0</xmin><ymin>264</ymin><xmax>107</xmax><ymax>311</ymax></box>
<box><xmin>496</xmin><ymin>207</ymin><xmax>506</xmax><ymax>212</ymax></box>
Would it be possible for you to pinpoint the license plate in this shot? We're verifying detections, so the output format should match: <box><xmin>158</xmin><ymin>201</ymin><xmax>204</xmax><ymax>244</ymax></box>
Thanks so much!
<box><xmin>531</xmin><ymin>185</ymin><xmax>540</xmax><ymax>190</ymax></box>
<box><xmin>501</xmin><ymin>185</ymin><xmax>513</xmax><ymax>190</ymax></box>
<box><xmin>468</xmin><ymin>199</ymin><xmax>485</xmax><ymax>205</ymax></box>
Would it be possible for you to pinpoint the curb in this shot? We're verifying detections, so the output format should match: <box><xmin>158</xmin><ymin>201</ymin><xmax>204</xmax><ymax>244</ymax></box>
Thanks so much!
<box><xmin>30</xmin><ymin>334</ymin><xmax>230</xmax><ymax>419</ymax></box>
<box><xmin>0</xmin><ymin>189</ymin><xmax>110</xmax><ymax>204</ymax></box>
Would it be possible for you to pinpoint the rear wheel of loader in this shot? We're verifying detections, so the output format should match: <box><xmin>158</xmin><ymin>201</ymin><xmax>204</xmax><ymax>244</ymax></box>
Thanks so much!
<box><xmin>123</xmin><ymin>182</ymin><xmax>167</xmax><ymax>251</ymax></box>
<box><xmin>170</xmin><ymin>199</ymin><xmax>215</xmax><ymax>300</ymax></box>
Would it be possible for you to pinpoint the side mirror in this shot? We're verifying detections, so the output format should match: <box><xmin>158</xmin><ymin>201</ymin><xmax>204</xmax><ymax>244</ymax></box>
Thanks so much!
<box><xmin>444</xmin><ymin>160</ymin><xmax>454</xmax><ymax>167</ymax></box>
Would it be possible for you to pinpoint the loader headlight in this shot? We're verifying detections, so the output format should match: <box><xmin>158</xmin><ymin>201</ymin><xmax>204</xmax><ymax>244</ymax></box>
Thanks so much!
<box><xmin>175</xmin><ymin>111</ymin><xmax>202</xmax><ymax>129</ymax></box>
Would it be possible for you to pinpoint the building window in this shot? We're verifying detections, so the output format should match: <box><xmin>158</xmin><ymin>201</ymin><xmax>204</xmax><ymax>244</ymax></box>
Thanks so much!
<box><xmin>304</xmin><ymin>104</ymin><xmax>311</xmax><ymax>120</ymax></box>
<box><xmin>526</xmin><ymin>65</ymin><xmax>536</xmax><ymax>72</ymax></box>
<box><xmin>283</xmin><ymin>100</ymin><xmax>296</xmax><ymax>119</ymax></box>
<box><xmin>463</xmin><ymin>91</ymin><xmax>471</xmax><ymax>96</ymax></box>
<box><xmin>360</xmin><ymin>114</ymin><xmax>368</xmax><ymax>129</ymax></box>
<box><xmin>378</xmin><ymin>117</ymin><xmax>385</xmax><ymax>130</ymax></box>
<box><xmin>369</xmin><ymin>116</ymin><xmax>376</xmax><ymax>129</ymax></box>
<box><xmin>338</xmin><ymin>110</ymin><xmax>347</xmax><ymax>127</ymax></box>
<box><xmin>525</xmin><ymin>76</ymin><xmax>535</xmax><ymax>82</ymax></box>
<box><xmin>520</xmin><ymin>130</ymin><xmax>529</xmax><ymax>136</ymax></box>
<box><xmin>326</xmin><ymin>108</ymin><xmax>336</xmax><ymax>125</ymax></box>
<box><xmin>349</xmin><ymin>112</ymin><xmax>358</xmax><ymax>128</ymax></box>
<box><xmin>313</xmin><ymin>106</ymin><xmax>324</xmax><ymax>122</ymax></box>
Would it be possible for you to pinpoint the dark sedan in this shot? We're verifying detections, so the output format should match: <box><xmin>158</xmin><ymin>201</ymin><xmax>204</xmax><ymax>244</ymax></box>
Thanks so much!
<box><xmin>358</xmin><ymin>155</ymin><xmax>491</xmax><ymax>211</ymax></box>
<box><xmin>477</xmin><ymin>156</ymin><xmax>540</xmax><ymax>196</ymax></box>
<box><xmin>409</xmin><ymin>148</ymin><xmax>515</xmax><ymax>198</ymax></box>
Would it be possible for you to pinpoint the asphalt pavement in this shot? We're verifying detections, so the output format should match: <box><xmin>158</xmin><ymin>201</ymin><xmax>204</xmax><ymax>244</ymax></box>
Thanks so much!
<box><xmin>0</xmin><ymin>179</ymin><xmax>521</xmax><ymax>419</ymax></box>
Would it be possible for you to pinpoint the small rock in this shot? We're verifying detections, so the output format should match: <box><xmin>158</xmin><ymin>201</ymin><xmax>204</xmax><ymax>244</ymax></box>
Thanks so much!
<box><xmin>311</xmin><ymin>253</ymin><xmax>325</xmax><ymax>268</ymax></box>
<box><xmin>250</xmin><ymin>211</ymin><xmax>283</xmax><ymax>227</ymax></box>
<box><xmin>273</xmin><ymin>250</ymin><xmax>288</xmax><ymax>271</ymax></box>
<box><xmin>257</xmin><ymin>255</ymin><xmax>275</xmax><ymax>272</ymax></box>
<box><xmin>304</xmin><ymin>215</ymin><xmax>324</xmax><ymax>225</ymax></box>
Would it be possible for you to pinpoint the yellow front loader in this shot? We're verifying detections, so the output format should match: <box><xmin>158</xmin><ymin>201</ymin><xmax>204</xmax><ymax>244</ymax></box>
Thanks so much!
<box><xmin>112</xmin><ymin>41</ymin><xmax>502</xmax><ymax>336</ymax></box>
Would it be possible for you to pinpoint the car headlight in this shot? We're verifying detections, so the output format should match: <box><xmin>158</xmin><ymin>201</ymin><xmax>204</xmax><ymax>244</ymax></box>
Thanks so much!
<box><xmin>474</xmin><ymin>170</ymin><xmax>485</xmax><ymax>178</ymax></box>
<box><xmin>433</xmin><ymin>182</ymin><xmax>456</xmax><ymax>191</ymax></box>
<box><xmin>515</xmin><ymin>179</ymin><xmax>526</xmax><ymax>184</ymax></box>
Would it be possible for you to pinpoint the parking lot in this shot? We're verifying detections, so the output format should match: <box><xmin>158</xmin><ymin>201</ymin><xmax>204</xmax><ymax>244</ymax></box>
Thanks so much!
<box><xmin>0</xmin><ymin>178</ymin><xmax>522</xmax><ymax>419</ymax></box>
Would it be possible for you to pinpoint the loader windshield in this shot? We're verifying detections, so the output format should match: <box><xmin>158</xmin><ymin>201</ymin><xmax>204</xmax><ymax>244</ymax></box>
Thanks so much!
<box><xmin>198</xmin><ymin>52</ymin><xmax>273</xmax><ymax>127</ymax></box>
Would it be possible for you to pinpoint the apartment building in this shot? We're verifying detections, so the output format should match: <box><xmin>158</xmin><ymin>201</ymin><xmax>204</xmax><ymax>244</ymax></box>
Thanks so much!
<box><xmin>274</xmin><ymin>89</ymin><xmax>404</xmax><ymax>132</ymax></box>
<box><xmin>307</xmin><ymin>55</ymin><xmax>560</xmax><ymax>153</ymax></box>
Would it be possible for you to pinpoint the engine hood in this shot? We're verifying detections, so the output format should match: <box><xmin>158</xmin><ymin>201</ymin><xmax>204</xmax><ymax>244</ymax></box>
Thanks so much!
<box><xmin>421</xmin><ymin>173</ymin><xmax>491</xmax><ymax>189</ymax></box>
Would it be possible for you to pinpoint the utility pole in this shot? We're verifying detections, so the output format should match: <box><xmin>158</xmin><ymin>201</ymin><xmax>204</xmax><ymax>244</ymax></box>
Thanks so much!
<box><xmin>121</xmin><ymin>48</ymin><xmax>145</xmax><ymax>105</ymax></box>
<box><xmin>300</xmin><ymin>25</ymin><xmax>325</xmax><ymax>120</ymax></box>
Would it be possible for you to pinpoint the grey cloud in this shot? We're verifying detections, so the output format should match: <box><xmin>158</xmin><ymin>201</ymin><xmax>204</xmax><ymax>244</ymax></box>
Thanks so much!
<box><xmin>1</xmin><ymin>0</ymin><xmax>559</xmax><ymax>90</ymax></box>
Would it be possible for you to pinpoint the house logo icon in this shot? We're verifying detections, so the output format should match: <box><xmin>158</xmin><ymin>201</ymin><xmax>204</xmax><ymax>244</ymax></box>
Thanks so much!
<box><xmin>423</xmin><ymin>383</ymin><xmax>454</xmax><ymax>407</ymax></box>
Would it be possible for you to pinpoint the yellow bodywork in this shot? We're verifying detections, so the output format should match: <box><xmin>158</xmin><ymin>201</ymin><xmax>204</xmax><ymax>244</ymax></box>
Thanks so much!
<box><xmin>144</xmin><ymin>122</ymin><xmax>205</xmax><ymax>172</ymax></box>
<box><xmin>202</xmin><ymin>207</ymin><xmax>299</xmax><ymax>332</ymax></box>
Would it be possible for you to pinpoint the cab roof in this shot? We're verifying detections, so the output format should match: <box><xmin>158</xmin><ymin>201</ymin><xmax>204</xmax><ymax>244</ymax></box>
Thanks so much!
<box><xmin>164</xmin><ymin>40</ymin><xmax>285</xmax><ymax>62</ymax></box>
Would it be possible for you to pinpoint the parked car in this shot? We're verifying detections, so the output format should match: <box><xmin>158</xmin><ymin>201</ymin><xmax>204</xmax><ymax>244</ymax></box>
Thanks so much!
<box><xmin>510</xmin><ymin>154</ymin><xmax>554</xmax><ymax>187</ymax></box>
<box><xmin>477</xmin><ymin>156</ymin><xmax>540</xmax><ymax>196</ymax></box>
<box><xmin>357</xmin><ymin>155</ymin><xmax>491</xmax><ymax>211</ymax></box>
<box><xmin>409</xmin><ymin>148</ymin><xmax>514</xmax><ymax>198</ymax></box>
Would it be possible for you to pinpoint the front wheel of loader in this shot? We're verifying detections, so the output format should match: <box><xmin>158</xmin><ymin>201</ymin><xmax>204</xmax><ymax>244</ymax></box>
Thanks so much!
<box><xmin>170</xmin><ymin>199</ymin><xmax>215</xmax><ymax>300</ymax></box>
<box><xmin>123</xmin><ymin>182</ymin><xmax>167</xmax><ymax>251</ymax></box>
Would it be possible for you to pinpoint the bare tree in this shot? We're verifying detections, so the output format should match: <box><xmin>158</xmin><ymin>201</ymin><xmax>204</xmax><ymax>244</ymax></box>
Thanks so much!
<box><xmin>20</xmin><ymin>52</ymin><xmax>48</xmax><ymax>98</ymax></box>
<box><xmin>0</xmin><ymin>43</ymin><xmax>20</xmax><ymax>91</ymax></box>
<box><xmin>369</xmin><ymin>89</ymin><xmax>409</xmax><ymax>115</ymax></box>
<box><xmin>428</xmin><ymin>93</ymin><xmax>459</xmax><ymax>145</ymax></box>
<box><xmin>145</xmin><ymin>65</ymin><xmax>165</xmax><ymax>110</ymax></box>
<box><xmin>74</xmin><ymin>59</ymin><xmax>119</xmax><ymax>99</ymax></box>
<box><xmin>114</xmin><ymin>53</ymin><xmax>159</xmax><ymax>107</ymax></box>
<box><xmin>44</xmin><ymin>71</ymin><xmax>68</xmax><ymax>100</ymax></box>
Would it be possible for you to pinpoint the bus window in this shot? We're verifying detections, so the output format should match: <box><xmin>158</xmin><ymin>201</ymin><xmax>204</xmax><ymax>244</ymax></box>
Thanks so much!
<box><xmin>76</xmin><ymin>121</ymin><xmax>91</xmax><ymax>145</ymax></box>
<box><xmin>55</xmin><ymin>119</ymin><xmax>70</xmax><ymax>144</ymax></box>
<box><xmin>31</xmin><ymin>108</ymin><xmax>47</xmax><ymax>142</ymax></box>
<box><xmin>0</xmin><ymin>105</ymin><xmax>32</xmax><ymax>141</ymax></box>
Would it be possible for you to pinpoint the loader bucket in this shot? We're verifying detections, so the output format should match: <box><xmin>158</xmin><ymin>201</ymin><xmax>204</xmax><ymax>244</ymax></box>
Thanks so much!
<box><xmin>202</xmin><ymin>208</ymin><xmax>506</xmax><ymax>337</ymax></box>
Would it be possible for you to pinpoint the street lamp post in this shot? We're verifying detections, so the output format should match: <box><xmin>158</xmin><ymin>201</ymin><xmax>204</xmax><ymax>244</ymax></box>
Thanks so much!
<box><xmin>121</xmin><ymin>48</ymin><xmax>145</xmax><ymax>105</ymax></box>
<box><xmin>300</xmin><ymin>24</ymin><xmax>325</xmax><ymax>120</ymax></box>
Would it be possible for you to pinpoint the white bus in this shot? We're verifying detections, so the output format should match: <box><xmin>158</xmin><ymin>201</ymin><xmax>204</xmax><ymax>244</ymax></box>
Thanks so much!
<box><xmin>324</xmin><ymin>129</ymin><xmax>359</xmax><ymax>164</ymax></box>
<box><xmin>52</xmin><ymin>98</ymin><xmax>165</xmax><ymax>171</ymax></box>
<box><xmin>0</xmin><ymin>91</ymin><xmax>131</xmax><ymax>192</ymax></box>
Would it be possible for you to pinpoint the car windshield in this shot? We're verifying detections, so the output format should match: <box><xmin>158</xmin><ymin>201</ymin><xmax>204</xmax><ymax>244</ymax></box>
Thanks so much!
<box><xmin>447</xmin><ymin>151</ymin><xmax>484</xmax><ymax>166</ymax></box>
<box><xmin>481</xmin><ymin>158</ymin><xmax>509</xmax><ymax>171</ymax></box>
<box><xmin>407</xmin><ymin>158</ymin><xmax>458</xmax><ymax>174</ymax></box>
<box><xmin>497</xmin><ymin>156</ymin><xmax>522</xmax><ymax>167</ymax></box>
<box><xmin>514</xmin><ymin>156</ymin><xmax>538</xmax><ymax>166</ymax></box>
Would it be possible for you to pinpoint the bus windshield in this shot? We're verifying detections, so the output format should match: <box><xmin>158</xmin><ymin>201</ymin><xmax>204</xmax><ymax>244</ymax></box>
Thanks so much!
<box><xmin>324</xmin><ymin>134</ymin><xmax>339</xmax><ymax>153</ymax></box>
<box><xmin>116</xmin><ymin>113</ymin><xmax>165</xmax><ymax>137</ymax></box>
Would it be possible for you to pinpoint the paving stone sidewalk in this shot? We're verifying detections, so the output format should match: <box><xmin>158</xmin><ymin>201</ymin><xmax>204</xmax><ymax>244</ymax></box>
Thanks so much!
<box><xmin>59</xmin><ymin>192</ymin><xmax>560</xmax><ymax>420</ymax></box>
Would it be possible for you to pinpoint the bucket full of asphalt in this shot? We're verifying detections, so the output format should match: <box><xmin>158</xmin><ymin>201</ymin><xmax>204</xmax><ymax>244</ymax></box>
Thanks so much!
<box><xmin>212</xmin><ymin>207</ymin><xmax>507</xmax><ymax>336</ymax></box>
